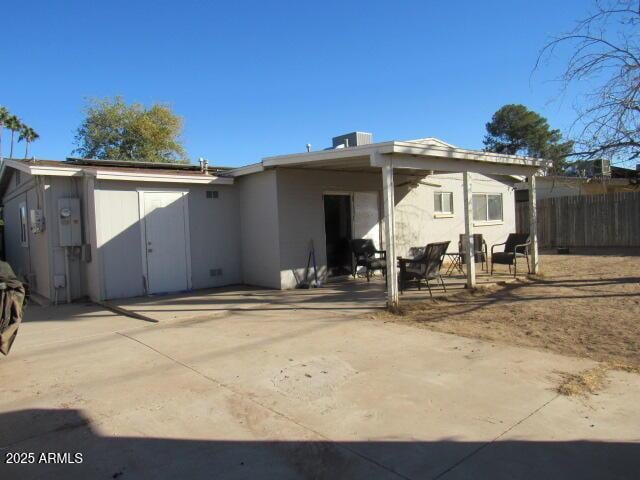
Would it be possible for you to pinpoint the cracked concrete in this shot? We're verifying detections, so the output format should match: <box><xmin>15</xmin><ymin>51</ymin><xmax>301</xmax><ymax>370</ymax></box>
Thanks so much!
<box><xmin>1</xmin><ymin>286</ymin><xmax>639</xmax><ymax>479</ymax></box>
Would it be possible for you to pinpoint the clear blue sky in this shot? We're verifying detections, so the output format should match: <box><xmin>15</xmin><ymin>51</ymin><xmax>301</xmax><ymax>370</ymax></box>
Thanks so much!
<box><xmin>2</xmin><ymin>0</ymin><xmax>591</xmax><ymax>167</ymax></box>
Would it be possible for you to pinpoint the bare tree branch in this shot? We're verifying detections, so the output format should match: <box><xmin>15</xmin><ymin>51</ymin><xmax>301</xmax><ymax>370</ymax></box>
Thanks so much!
<box><xmin>536</xmin><ymin>0</ymin><xmax>640</xmax><ymax>168</ymax></box>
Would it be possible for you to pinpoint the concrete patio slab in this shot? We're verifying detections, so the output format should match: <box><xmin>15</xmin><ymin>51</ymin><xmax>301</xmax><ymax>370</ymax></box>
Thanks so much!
<box><xmin>106</xmin><ymin>281</ymin><xmax>388</xmax><ymax>323</ymax></box>
<box><xmin>12</xmin><ymin>302</ymin><xmax>150</xmax><ymax>352</ymax></box>
<box><xmin>1</xmin><ymin>290</ymin><xmax>638</xmax><ymax>479</ymax></box>
<box><xmin>105</xmin><ymin>272</ymin><xmax>506</xmax><ymax>324</ymax></box>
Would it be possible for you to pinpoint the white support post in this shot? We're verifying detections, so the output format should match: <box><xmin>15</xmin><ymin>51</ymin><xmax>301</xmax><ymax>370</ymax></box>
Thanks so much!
<box><xmin>462</xmin><ymin>171</ymin><xmax>476</xmax><ymax>288</ymax></box>
<box><xmin>528</xmin><ymin>174</ymin><xmax>539</xmax><ymax>274</ymax></box>
<box><xmin>378</xmin><ymin>152</ymin><xmax>398</xmax><ymax>308</ymax></box>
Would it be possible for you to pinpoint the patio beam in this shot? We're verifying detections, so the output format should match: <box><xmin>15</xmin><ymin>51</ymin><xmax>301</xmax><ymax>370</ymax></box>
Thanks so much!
<box><xmin>377</xmin><ymin>152</ymin><xmax>399</xmax><ymax>308</ymax></box>
<box><xmin>529</xmin><ymin>174</ymin><xmax>539</xmax><ymax>274</ymax></box>
<box><xmin>462</xmin><ymin>171</ymin><xmax>476</xmax><ymax>288</ymax></box>
<box><xmin>372</xmin><ymin>153</ymin><xmax>540</xmax><ymax>177</ymax></box>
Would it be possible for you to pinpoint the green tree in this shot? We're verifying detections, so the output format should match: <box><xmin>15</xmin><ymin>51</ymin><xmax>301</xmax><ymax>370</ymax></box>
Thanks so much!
<box><xmin>0</xmin><ymin>106</ymin><xmax>10</xmax><ymax>160</ymax></box>
<box><xmin>73</xmin><ymin>97</ymin><xmax>187</xmax><ymax>162</ymax></box>
<box><xmin>19</xmin><ymin>125</ymin><xmax>39</xmax><ymax>158</ymax></box>
<box><xmin>483</xmin><ymin>104</ymin><xmax>573</xmax><ymax>171</ymax></box>
<box><xmin>6</xmin><ymin>115</ymin><xmax>23</xmax><ymax>159</ymax></box>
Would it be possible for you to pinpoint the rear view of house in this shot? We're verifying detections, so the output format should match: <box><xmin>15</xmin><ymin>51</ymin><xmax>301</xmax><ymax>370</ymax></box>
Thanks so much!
<box><xmin>0</xmin><ymin>132</ymin><xmax>545</xmax><ymax>303</ymax></box>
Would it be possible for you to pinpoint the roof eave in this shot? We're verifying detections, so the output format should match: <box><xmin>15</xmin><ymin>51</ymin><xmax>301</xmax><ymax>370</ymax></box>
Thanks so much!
<box><xmin>0</xmin><ymin>160</ymin><xmax>234</xmax><ymax>189</ymax></box>
<box><xmin>390</xmin><ymin>141</ymin><xmax>549</xmax><ymax>168</ymax></box>
<box><xmin>257</xmin><ymin>140</ymin><xmax>549</xmax><ymax>170</ymax></box>
<box><xmin>261</xmin><ymin>141</ymin><xmax>395</xmax><ymax>167</ymax></box>
<box><xmin>227</xmin><ymin>162</ymin><xmax>265</xmax><ymax>177</ymax></box>
<box><xmin>93</xmin><ymin>170</ymin><xmax>233</xmax><ymax>184</ymax></box>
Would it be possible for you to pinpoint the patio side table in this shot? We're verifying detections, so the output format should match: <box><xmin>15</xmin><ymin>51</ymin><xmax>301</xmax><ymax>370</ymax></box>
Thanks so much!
<box><xmin>444</xmin><ymin>252</ymin><xmax>465</xmax><ymax>276</ymax></box>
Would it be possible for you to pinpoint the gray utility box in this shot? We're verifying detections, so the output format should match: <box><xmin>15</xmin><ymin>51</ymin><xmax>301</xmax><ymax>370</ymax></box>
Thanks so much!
<box><xmin>58</xmin><ymin>198</ymin><xmax>82</xmax><ymax>246</ymax></box>
<box><xmin>332</xmin><ymin>132</ymin><xmax>373</xmax><ymax>148</ymax></box>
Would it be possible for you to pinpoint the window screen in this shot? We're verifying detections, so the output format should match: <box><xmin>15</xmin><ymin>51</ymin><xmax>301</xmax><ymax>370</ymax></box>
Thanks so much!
<box><xmin>473</xmin><ymin>194</ymin><xmax>503</xmax><ymax>222</ymax></box>
<box><xmin>472</xmin><ymin>194</ymin><xmax>487</xmax><ymax>221</ymax></box>
<box><xmin>487</xmin><ymin>194</ymin><xmax>503</xmax><ymax>221</ymax></box>
<box><xmin>434</xmin><ymin>192</ymin><xmax>453</xmax><ymax>214</ymax></box>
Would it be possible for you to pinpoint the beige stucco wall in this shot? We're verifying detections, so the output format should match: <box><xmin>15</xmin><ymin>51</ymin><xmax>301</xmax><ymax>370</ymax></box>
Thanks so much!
<box><xmin>2</xmin><ymin>172</ymin><xmax>95</xmax><ymax>301</ymax></box>
<box><xmin>94</xmin><ymin>180</ymin><xmax>242</xmax><ymax>300</ymax></box>
<box><xmin>2</xmin><ymin>170</ymin><xmax>52</xmax><ymax>299</ymax></box>
<box><xmin>237</xmin><ymin>170</ymin><xmax>281</xmax><ymax>289</ymax></box>
<box><xmin>273</xmin><ymin>169</ymin><xmax>517</xmax><ymax>289</ymax></box>
<box><xmin>394</xmin><ymin>173</ymin><xmax>517</xmax><ymax>258</ymax></box>
<box><xmin>4</xmin><ymin>174</ymin><xmax>99</xmax><ymax>302</ymax></box>
<box><xmin>4</xmin><ymin>172</ymin><xmax>243</xmax><ymax>302</ymax></box>
<box><xmin>46</xmin><ymin>176</ymin><xmax>86</xmax><ymax>301</ymax></box>
<box><xmin>275</xmin><ymin>168</ymin><xmax>390</xmax><ymax>289</ymax></box>
<box><xmin>2</xmin><ymin>164</ymin><xmax>518</xmax><ymax>300</ymax></box>
<box><xmin>81</xmin><ymin>176</ymin><xmax>101</xmax><ymax>302</ymax></box>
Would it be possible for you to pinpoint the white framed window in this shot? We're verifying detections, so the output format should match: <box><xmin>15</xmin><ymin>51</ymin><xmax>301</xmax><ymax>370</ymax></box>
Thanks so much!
<box><xmin>434</xmin><ymin>191</ymin><xmax>454</xmax><ymax>217</ymax></box>
<box><xmin>473</xmin><ymin>193</ymin><xmax>503</xmax><ymax>223</ymax></box>
<box><xmin>19</xmin><ymin>202</ymin><xmax>28</xmax><ymax>247</ymax></box>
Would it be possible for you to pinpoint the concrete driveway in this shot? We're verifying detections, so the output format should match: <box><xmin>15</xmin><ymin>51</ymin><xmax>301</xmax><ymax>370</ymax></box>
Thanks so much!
<box><xmin>1</xmin><ymin>285</ymin><xmax>639</xmax><ymax>479</ymax></box>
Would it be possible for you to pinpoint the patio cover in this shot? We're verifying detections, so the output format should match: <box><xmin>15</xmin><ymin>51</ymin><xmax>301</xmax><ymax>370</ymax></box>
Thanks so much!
<box><xmin>230</xmin><ymin>139</ymin><xmax>550</xmax><ymax>307</ymax></box>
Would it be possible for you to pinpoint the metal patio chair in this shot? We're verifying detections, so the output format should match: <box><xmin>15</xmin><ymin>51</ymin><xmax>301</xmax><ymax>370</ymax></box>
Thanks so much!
<box><xmin>490</xmin><ymin>233</ymin><xmax>531</xmax><ymax>277</ymax></box>
<box><xmin>458</xmin><ymin>233</ymin><xmax>488</xmax><ymax>272</ymax></box>
<box><xmin>398</xmin><ymin>241</ymin><xmax>450</xmax><ymax>296</ymax></box>
<box><xmin>350</xmin><ymin>239</ymin><xmax>386</xmax><ymax>281</ymax></box>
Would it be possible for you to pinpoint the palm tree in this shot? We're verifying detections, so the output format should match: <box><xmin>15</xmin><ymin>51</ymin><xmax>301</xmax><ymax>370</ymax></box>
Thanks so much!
<box><xmin>19</xmin><ymin>126</ymin><xmax>39</xmax><ymax>158</ymax></box>
<box><xmin>30</xmin><ymin>128</ymin><xmax>40</xmax><ymax>157</ymax></box>
<box><xmin>0</xmin><ymin>106</ymin><xmax>10</xmax><ymax>161</ymax></box>
<box><xmin>6</xmin><ymin>115</ymin><xmax>22</xmax><ymax>159</ymax></box>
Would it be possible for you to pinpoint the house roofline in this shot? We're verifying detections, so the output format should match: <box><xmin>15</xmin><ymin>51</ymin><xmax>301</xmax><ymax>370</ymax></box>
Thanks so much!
<box><xmin>227</xmin><ymin>139</ymin><xmax>549</xmax><ymax>177</ymax></box>
<box><xmin>0</xmin><ymin>159</ymin><xmax>234</xmax><ymax>198</ymax></box>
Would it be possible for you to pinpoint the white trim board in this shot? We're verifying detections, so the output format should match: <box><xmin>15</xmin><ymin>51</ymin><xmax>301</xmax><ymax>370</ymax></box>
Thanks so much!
<box><xmin>1</xmin><ymin>159</ymin><xmax>234</xmax><ymax>185</ymax></box>
<box><xmin>96</xmin><ymin>171</ymin><xmax>233</xmax><ymax>184</ymax></box>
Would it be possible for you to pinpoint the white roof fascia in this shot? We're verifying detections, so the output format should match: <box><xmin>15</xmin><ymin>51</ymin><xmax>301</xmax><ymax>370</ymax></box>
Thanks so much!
<box><xmin>404</xmin><ymin>137</ymin><xmax>456</xmax><ymax>148</ymax></box>
<box><xmin>30</xmin><ymin>166</ymin><xmax>83</xmax><ymax>176</ymax></box>
<box><xmin>2</xmin><ymin>160</ymin><xmax>233</xmax><ymax>184</ymax></box>
<box><xmin>508</xmin><ymin>175</ymin><xmax>527</xmax><ymax>182</ymax></box>
<box><xmin>226</xmin><ymin>162</ymin><xmax>265</xmax><ymax>177</ymax></box>
<box><xmin>390</xmin><ymin>141</ymin><xmax>549</xmax><ymax>168</ymax></box>
<box><xmin>261</xmin><ymin>141</ymin><xmax>395</xmax><ymax>167</ymax></box>
<box><xmin>256</xmin><ymin>140</ymin><xmax>548</xmax><ymax>171</ymax></box>
<box><xmin>4</xmin><ymin>159</ymin><xmax>83</xmax><ymax>177</ymax></box>
<box><xmin>93</xmin><ymin>170</ymin><xmax>234</xmax><ymax>184</ymax></box>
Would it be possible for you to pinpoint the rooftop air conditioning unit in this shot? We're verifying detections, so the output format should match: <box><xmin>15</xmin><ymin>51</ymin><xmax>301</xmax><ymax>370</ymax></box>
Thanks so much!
<box><xmin>331</xmin><ymin>132</ymin><xmax>373</xmax><ymax>149</ymax></box>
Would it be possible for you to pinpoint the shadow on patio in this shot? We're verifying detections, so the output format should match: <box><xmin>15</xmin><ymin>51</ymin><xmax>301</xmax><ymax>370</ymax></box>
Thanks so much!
<box><xmin>103</xmin><ymin>267</ymin><xmax>517</xmax><ymax>323</ymax></box>
<box><xmin>2</xmin><ymin>408</ymin><xmax>638</xmax><ymax>480</ymax></box>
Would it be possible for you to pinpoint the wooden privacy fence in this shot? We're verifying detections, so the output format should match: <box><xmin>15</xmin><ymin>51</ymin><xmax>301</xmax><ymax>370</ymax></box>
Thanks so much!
<box><xmin>516</xmin><ymin>192</ymin><xmax>640</xmax><ymax>247</ymax></box>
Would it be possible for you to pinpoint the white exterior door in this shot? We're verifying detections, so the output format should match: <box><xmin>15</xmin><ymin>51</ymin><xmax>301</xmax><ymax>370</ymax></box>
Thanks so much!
<box><xmin>353</xmin><ymin>191</ymin><xmax>381</xmax><ymax>248</ymax></box>
<box><xmin>141</xmin><ymin>191</ymin><xmax>191</xmax><ymax>294</ymax></box>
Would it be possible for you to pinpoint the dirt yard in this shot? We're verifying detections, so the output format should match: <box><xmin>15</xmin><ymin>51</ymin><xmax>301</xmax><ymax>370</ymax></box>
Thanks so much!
<box><xmin>383</xmin><ymin>252</ymin><xmax>640</xmax><ymax>372</ymax></box>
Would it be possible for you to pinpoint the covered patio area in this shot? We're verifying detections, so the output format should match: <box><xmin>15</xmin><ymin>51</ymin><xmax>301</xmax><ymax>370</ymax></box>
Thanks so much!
<box><xmin>233</xmin><ymin>138</ymin><xmax>549</xmax><ymax>307</ymax></box>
